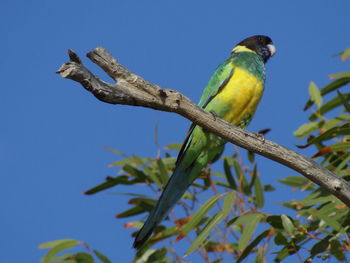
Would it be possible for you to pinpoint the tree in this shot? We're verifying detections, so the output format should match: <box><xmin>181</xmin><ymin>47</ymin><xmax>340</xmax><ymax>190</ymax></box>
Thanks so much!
<box><xmin>39</xmin><ymin>47</ymin><xmax>350</xmax><ymax>262</ymax></box>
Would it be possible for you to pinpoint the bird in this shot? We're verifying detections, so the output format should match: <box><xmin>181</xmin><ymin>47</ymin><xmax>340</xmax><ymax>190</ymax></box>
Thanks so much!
<box><xmin>133</xmin><ymin>35</ymin><xmax>276</xmax><ymax>249</ymax></box>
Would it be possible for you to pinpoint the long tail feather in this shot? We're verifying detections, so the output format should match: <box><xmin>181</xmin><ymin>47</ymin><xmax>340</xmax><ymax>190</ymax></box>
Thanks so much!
<box><xmin>133</xmin><ymin>166</ymin><xmax>191</xmax><ymax>249</ymax></box>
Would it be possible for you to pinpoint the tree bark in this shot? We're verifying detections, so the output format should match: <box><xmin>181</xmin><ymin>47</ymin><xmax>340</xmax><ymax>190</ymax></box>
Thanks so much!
<box><xmin>57</xmin><ymin>47</ymin><xmax>350</xmax><ymax>207</ymax></box>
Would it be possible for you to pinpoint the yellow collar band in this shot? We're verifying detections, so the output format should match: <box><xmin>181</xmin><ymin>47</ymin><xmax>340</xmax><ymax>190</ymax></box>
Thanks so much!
<box><xmin>232</xmin><ymin>45</ymin><xmax>255</xmax><ymax>54</ymax></box>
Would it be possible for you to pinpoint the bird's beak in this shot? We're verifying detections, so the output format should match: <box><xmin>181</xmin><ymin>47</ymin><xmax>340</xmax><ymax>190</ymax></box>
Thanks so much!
<box><xmin>267</xmin><ymin>44</ymin><xmax>276</xmax><ymax>56</ymax></box>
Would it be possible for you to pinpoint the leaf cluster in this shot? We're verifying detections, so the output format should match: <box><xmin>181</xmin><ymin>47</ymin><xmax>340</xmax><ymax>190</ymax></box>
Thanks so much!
<box><xmin>40</xmin><ymin>49</ymin><xmax>350</xmax><ymax>262</ymax></box>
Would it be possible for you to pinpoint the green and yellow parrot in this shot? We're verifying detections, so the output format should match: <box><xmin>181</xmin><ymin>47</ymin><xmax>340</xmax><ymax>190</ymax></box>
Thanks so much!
<box><xmin>133</xmin><ymin>35</ymin><xmax>276</xmax><ymax>249</ymax></box>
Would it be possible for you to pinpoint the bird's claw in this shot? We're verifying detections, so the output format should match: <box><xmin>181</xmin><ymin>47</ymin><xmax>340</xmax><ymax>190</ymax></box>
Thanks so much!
<box><xmin>209</xmin><ymin>110</ymin><xmax>218</xmax><ymax>121</ymax></box>
<box><xmin>255</xmin><ymin>132</ymin><xmax>265</xmax><ymax>142</ymax></box>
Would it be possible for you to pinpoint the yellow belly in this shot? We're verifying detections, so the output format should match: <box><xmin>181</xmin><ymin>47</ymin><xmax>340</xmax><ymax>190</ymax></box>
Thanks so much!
<box><xmin>216</xmin><ymin>67</ymin><xmax>264</xmax><ymax>126</ymax></box>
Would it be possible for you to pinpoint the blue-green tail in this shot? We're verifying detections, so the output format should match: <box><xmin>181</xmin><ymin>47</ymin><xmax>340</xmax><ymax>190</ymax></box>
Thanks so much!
<box><xmin>133</xmin><ymin>165</ymin><xmax>192</xmax><ymax>249</ymax></box>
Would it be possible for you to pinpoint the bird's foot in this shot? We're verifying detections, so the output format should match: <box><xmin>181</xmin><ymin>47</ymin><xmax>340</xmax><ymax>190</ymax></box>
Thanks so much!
<box><xmin>209</xmin><ymin>110</ymin><xmax>218</xmax><ymax>121</ymax></box>
<box><xmin>255</xmin><ymin>132</ymin><xmax>265</xmax><ymax>142</ymax></box>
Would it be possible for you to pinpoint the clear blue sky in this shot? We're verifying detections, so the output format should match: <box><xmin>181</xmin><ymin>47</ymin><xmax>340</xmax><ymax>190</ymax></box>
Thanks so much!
<box><xmin>2</xmin><ymin>0</ymin><xmax>350</xmax><ymax>262</ymax></box>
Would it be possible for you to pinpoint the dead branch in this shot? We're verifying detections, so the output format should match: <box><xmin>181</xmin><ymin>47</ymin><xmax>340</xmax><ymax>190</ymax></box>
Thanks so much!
<box><xmin>57</xmin><ymin>47</ymin><xmax>350</xmax><ymax>207</ymax></box>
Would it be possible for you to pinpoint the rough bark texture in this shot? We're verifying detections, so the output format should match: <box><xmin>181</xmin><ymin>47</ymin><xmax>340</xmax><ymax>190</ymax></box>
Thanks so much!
<box><xmin>57</xmin><ymin>47</ymin><xmax>350</xmax><ymax>207</ymax></box>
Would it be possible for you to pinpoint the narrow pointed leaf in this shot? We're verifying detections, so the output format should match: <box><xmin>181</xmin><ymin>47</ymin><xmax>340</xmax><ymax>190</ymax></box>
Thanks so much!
<box><xmin>329</xmin><ymin>142</ymin><xmax>350</xmax><ymax>152</ymax></box>
<box><xmin>312</xmin><ymin>210</ymin><xmax>343</xmax><ymax>232</ymax></box>
<box><xmin>278</xmin><ymin>176</ymin><xmax>311</xmax><ymax>189</ymax></box>
<box><xmin>185</xmin><ymin>211</ymin><xmax>225</xmax><ymax>256</ymax></box>
<box><xmin>237</xmin><ymin>229</ymin><xmax>270</xmax><ymax>263</ymax></box>
<box><xmin>103</xmin><ymin>146</ymin><xmax>128</xmax><ymax>157</ymax></box>
<box><xmin>230</xmin><ymin>158</ymin><xmax>249</xmax><ymax>195</ymax></box>
<box><xmin>116</xmin><ymin>205</ymin><xmax>148</xmax><ymax>218</ymax></box>
<box><xmin>223</xmin><ymin>158</ymin><xmax>237</xmax><ymax>189</ymax></box>
<box><xmin>238</xmin><ymin>213</ymin><xmax>263</xmax><ymax>250</ymax></box>
<box><xmin>309</xmin><ymin>82</ymin><xmax>322</xmax><ymax>108</ymax></box>
<box><xmin>180</xmin><ymin>194</ymin><xmax>223</xmax><ymax>236</ymax></box>
<box><xmin>156</xmin><ymin>158</ymin><xmax>169</xmax><ymax>185</ymax></box>
<box><xmin>281</xmin><ymin>214</ymin><xmax>294</xmax><ymax>237</ymax></box>
<box><xmin>164</xmin><ymin>143</ymin><xmax>182</xmax><ymax>151</ymax></box>
<box><xmin>222</xmin><ymin>191</ymin><xmax>236</xmax><ymax>218</ymax></box>
<box><xmin>93</xmin><ymin>250</ymin><xmax>111</xmax><ymax>263</ymax></box>
<box><xmin>84</xmin><ymin>176</ymin><xmax>133</xmax><ymax>195</ymax></box>
<box><xmin>41</xmin><ymin>240</ymin><xmax>80</xmax><ymax>263</ymax></box>
<box><xmin>340</xmin><ymin>47</ymin><xmax>350</xmax><ymax>61</ymax></box>
<box><xmin>39</xmin><ymin>239</ymin><xmax>80</xmax><ymax>249</ymax></box>
<box><xmin>337</xmin><ymin>90</ymin><xmax>350</xmax><ymax>113</ymax></box>
<box><xmin>74</xmin><ymin>252</ymin><xmax>94</xmax><ymax>263</ymax></box>
<box><xmin>309</xmin><ymin>93</ymin><xmax>350</xmax><ymax>121</ymax></box>
<box><xmin>304</xmin><ymin>77</ymin><xmax>350</xmax><ymax>110</ymax></box>
<box><xmin>293</xmin><ymin>122</ymin><xmax>322</xmax><ymax>139</ymax></box>
<box><xmin>254</xmin><ymin>173</ymin><xmax>264</xmax><ymax>208</ymax></box>
<box><xmin>329</xmin><ymin>72</ymin><xmax>350</xmax><ymax>79</ymax></box>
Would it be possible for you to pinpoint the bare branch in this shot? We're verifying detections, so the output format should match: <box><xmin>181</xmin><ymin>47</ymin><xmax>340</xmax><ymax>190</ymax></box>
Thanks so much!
<box><xmin>57</xmin><ymin>47</ymin><xmax>350</xmax><ymax>207</ymax></box>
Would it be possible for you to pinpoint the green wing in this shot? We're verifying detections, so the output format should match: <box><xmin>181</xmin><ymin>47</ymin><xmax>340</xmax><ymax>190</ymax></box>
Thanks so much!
<box><xmin>133</xmin><ymin>58</ymin><xmax>235</xmax><ymax>249</ymax></box>
<box><xmin>198</xmin><ymin>59</ymin><xmax>234</xmax><ymax>108</ymax></box>
<box><xmin>176</xmin><ymin>59</ymin><xmax>234</xmax><ymax>165</ymax></box>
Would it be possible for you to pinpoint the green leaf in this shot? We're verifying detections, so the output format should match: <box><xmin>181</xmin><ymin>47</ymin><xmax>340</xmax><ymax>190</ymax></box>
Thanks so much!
<box><xmin>128</xmin><ymin>197</ymin><xmax>156</xmax><ymax>210</ymax></box>
<box><xmin>222</xmin><ymin>191</ymin><xmax>236</xmax><ymax>218</ymax></box>
<box><xmin>310</xmin><ymin>236</ymin><xmax>330</xmax><ymax>258</ymax></box>
<box><xmin>322</xmin><ymin>115</ymin><xmax>350</xmax><ymax>130</ymax></box>
<box><xmin>93</xmin><ymin>250</ymin><xmax>111</xmax><ymax>263</ymax></box>
<box><xmin>39</xmin><ymin>239</ymin><xmax>80</xmax><ymax>249</ymax></box>
<box><xmin>298</xmin><ymin>124</ymin><xmax>350</xmax><ymax>147</ymax></box>
<box><xmin>274</xmin><ymin>246</ymin><xmax>294</xmax><ymax>262</ymax></box>
<box><xmin>309</xmin><ymin>93</ymin><xmax>350</xmax><ymax>121</ymax></box>
<box><xmin>156</xmin><ymin>158</ymin><xmax>169</xmax><ymax>185</ymax></box>
<box><xmin>45</xmin><ymin>254</ymin><xmax>75</xmax><ymax>263</ymax></box>
<box><xmin>274</xmin><ymin>232</ymin><xmax>288</xmax><ymax>245</ymax></box>
<box><xmin>181</xmin><ymin>194</ymin><xmax>223</xmax><ymax>236</ymax></box>
<box><xmin>223</xmin><ymin>158</ymin><xmax>237</xmax><ymax>189</ymax></box>
<box><xmin>304</xmin><ymin>77</ymin><xmax>350</xmax><ymax>110</ymax></box>
<box><xmin>238</xmin><ymin>213</ymin><xmax>263</xmax><ymax>250</ymax></box>
<box><xmin>330</xmin><ymin>239</ymin><xmax>346</xmax><ymax>261</ymax></box>
<box><xmin>164</xmin><ymin>143</ymin><xmax>182</xmax><ymax>151</ymax></box>
<box><xmin>74</xmin><ymin>252</ymin><xmax>94</xmax><ymax>263</ymax></box>
<box><xmin>293</xmin><ymin>122</ymin><xmax>322</xmax><ymax>139</ymax></box>
<box><xmin>278</xmin><ymin>176</ymin><xmax>311</xmax><ymax>189</ymax></box>
<box><xmin>84</xmin><ymin>175</ymin><xmax>134</xmax><ymax>195</ymax></box>
<box><xmin>41</xmin><ymin>240</ymin><xmax>81</xmax><ymax>263</ymax></box>
<box><xmin>312</xmin><ymin>209</ymin><xmax>343</xmax><ymax>232</ymax></box>
<box><xmin>340</xmin><ymin>47</ymin><xmax>350</xmax><ymax>61</ymax></box>
<box><xmin>266</xmin><ymin>215</ymin><xmax>284</xmax><ymax>229</ymax></box>
<box><xmin>103</xmin><ymin>146</ymin><xmax>128</xmax><ymax>157</ymax></box>
<box><xmin>247</xmin><ymin>151</ymin><xmax>255</xmax><ymax>163</ymax></box>
<box><xmin>116</xmin><ymin>205</ymin><xmax>148</xmax><ymax>218</ymax></box>
<box><xmin>253</xmin><ymin>172</ymin><xmax>264</xmax><ymax>208</ymax></box>
<box><xmin>329</xmin><ymin>72</ymin><xmax>350</xmax><ymax>79</ymax></box>
<box><xmin>298</xmin><ymin>195</ymin><xmax>333</xmax><ymax>206</ymax></box>
<box><xmin>185</xmin><ymin>211</ymin><xmax>225</xmax><ymax>256</ymax></box>
<box><xmin>123</xmin><ymin>165</ymin><xmax>147</xmax><ymax>180</ymax></box>
<box><xmin>263</xmin><ymin>184</ymin><xmax>275</xmax><ymax>192</ymax></box>
<box><xmin>309</xmin><ymin>82</ymin><xmax>322</xmax><ymax>108</ymax></box>
<box><xmin>230</xmin><ymin>157</ymin><xmax>249</xmax><ymax>195</ymax></box>
<box><xmin>148</xmin><ymin>247</ymin><xmax>168</xmax><ymax>262</ymax></box>
<box><xmin>329</xmin><ymin>142</ymin><xmax>350</xmax><ymax>152</ymax></box>
<box><xmin>236</xmin><ymin>229</ymin><xmax>270</xmax><ymax>263</ymax></box>
<box><xmin>335</xmin><ymin>152</ymin><xmax>350</xmax><ymax>174</ymax></box>
<box><xmin>109</xmin><ymin>156</ymin><xmax>152</xmax><ymax>167</ymax></box>
<box><xmin>337</xmin><ymin>90</ymin><xmax>350</xmax><ymax>113</ymax></box>
<box><xmin>281</xmin><ymin>214</ymin><xmax>294</xmax><ymax>237</ymax></box>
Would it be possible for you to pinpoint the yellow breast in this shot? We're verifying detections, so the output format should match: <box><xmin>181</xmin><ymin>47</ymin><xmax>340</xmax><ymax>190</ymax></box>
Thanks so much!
<box><xmin>216</xmin><ymin>67</ymin><xmax>264</xmax><ymax>126</ymax></box>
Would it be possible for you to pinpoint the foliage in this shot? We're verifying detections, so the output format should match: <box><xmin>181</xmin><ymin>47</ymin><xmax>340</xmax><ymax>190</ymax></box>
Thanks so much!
<box><xmin>38</xmin><ymin>239</ymin><xmax>111</xmax><ymax>263</ymax></box>
<box><xmin>40</xmin><ymin>49</ymin><xmax>350</xmax><ymax>262</ymax></box>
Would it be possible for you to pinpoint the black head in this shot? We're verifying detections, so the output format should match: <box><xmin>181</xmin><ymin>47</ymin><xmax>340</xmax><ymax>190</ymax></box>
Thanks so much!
<box><xmin>237</xmin><ymin>35</ymin><xmax>276</xmax><ymax>63</ymax></box>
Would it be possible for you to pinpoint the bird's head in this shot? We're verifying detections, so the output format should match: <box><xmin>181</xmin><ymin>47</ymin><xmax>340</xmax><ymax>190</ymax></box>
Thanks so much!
<box><xmin>233</xmin><ymin>35</ymin><xmax>276</xmax><ymax>63</ymax></box>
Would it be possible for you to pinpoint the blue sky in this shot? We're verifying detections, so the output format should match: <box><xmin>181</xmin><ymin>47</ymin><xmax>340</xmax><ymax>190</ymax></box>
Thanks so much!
<box><xmin>2</xmin><ymin>0</ymin><xmax>350</xmax><ymax>262</ymax></box>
